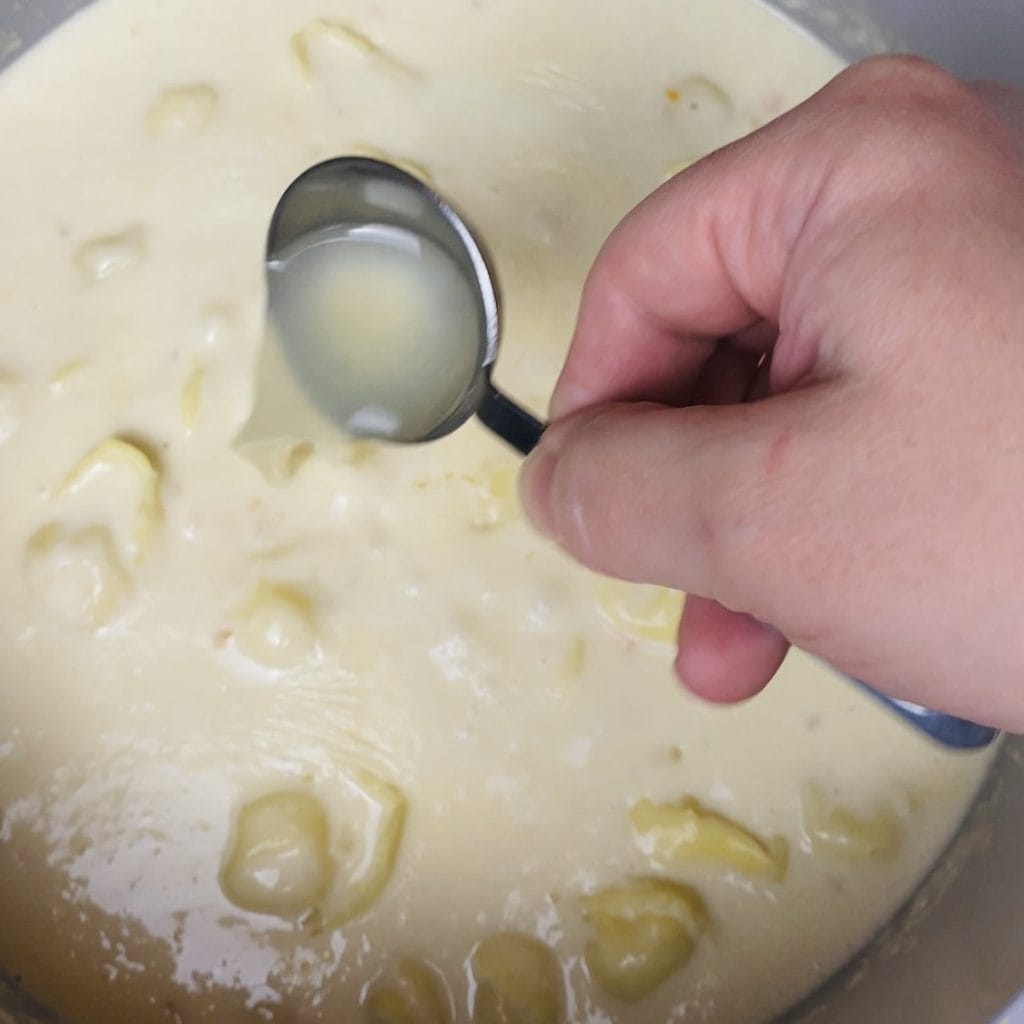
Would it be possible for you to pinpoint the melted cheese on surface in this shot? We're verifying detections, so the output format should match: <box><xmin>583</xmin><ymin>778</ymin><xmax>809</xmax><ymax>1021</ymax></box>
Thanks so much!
<box><xmin>0</xmin><ymin>1</ymin><xmax>995</xmax><ymax>1022</ymax></box>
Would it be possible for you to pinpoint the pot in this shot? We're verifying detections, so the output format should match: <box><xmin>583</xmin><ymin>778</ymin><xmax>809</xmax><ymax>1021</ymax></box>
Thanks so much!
<box><xmin>0</xmin><ymin>2</ymin><xmax>1021</xmax><ymax>1023</ymax></box>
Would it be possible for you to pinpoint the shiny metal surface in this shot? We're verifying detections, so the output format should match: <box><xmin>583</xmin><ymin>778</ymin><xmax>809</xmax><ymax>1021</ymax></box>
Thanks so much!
<box><xmin>0</xmin><ymin>2</ymin><xmax>1022</xmax><ymax>1023</ymax></box>
<box><xmin>265</xmin><ymin>157</ymin><xmax>544</xmax><ymax>452</ymax></box>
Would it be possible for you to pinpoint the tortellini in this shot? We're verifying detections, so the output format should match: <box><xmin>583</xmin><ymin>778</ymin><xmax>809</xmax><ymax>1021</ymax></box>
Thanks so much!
<box><xmin>631</xmin><ymin>797</ymin><xmax>788</xmax><ymax>882</ymax></box>
<box><xmin>221</xmin><ymin>772</ymin><xmax>407</xmax><ymax>925</ymax></box>
<box><xmin>364</xmin><ymin>959</ymin><xmax>452</xmax><ymax>1024</ymax></box>
<box><xmin>58</xmin><ymin>437</ymin><xmax>163</xmax><ymax>561</ymax></box>
<box><xmin>145</xmin><ymin>84</ymin><xmax>219</xmax><ymax>135</ymax></box>
<box><xmin>470</xmin><ymin>933</ymin><xmax>562</xmax><ymax>1024</ymax></box>
<box><xmin>583</xmin><ymin>878</ymin><xmax>707</xmax><ymax>1003</ymax></box>
<box><xmin>321</xmin><ymin>770</ymin><xmax>408</xmax><ymax>925</ymax></box>
<box><xmin>292</xmin><ymin>17</ymin><xmax>376</xmax><ymax>71</ymax></box>
<box><xmin>73</xmin><ymin>226</ymin><xmax>147</xmax><ymax>282</ymax></box>
<box><xmin>595</xmin><ymin>578</ymin><xmax>684</xmax><ymax>645</ymax></box>
<box><xmin>291</xmin><ymin>18</ymin><xmax>415</xmax><ymax>80</ymax></box>
<box><xmin>24</xmin><ymin>523</ymin><xmax>132</xmax><ymax>628</ymax></box>
<box><xmin>800</xmin><ymin>786</ymin><xmax>901</xmax><ymax>861</ymax></box>
<box><xmin>231</xmin><ymin>581</ymin><xmax>320</xmax><ymax>671</ymax></box>
<box><xmin>220</xmin><ymin>789</ymin><xmax>334</xmax><ymax>918</ymax></box>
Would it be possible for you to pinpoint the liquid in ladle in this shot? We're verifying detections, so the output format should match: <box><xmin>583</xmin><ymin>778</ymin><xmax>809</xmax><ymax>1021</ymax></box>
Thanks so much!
<box><xmin>266</xmin><ymin>223</ymin><xmax>483</xmax><ymax>443</ymax></box>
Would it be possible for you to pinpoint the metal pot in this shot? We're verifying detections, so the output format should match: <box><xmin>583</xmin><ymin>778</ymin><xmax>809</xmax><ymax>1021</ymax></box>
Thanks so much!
<box><xmin>1</xmin><ymin>2</ymin><xmax>1021</xmax><ymax>1022</ymax></box>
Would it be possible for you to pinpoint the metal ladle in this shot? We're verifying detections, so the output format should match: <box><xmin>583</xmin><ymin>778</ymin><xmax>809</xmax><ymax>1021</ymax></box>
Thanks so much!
<box><xmin>265</xmin><ymin>156</ymin><xmax>543</xmax><ymax>454</ymax></box>
<box><xmin>264</xmin><ymin>156</ymin><xmax>997</xmax><ymax>751</ymax></box>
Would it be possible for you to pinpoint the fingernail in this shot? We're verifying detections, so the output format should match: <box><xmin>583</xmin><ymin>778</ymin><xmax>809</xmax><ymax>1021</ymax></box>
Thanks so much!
<box><xmin>518</xmin><ymin>445</ymin><xmax>558</xmax><ymax>539</ymax></box>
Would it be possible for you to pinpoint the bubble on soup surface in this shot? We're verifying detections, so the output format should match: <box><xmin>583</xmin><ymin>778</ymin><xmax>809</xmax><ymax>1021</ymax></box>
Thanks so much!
<box><xmin>470</xmin><ymin>933</ymin><xmax>563</xmax><ymax>1024</ymax></box>
<box><xmin>221</xmin><ymin>790</ymin><xmax>334</xmax><ymax>918</ymax></box>
<box><xmin>631</xmin><ymin>796</ymin><xmax>789</xmax><ymax>881</ymax></box>
<box><xmin>583</xmin><ymin>877</ymin><xmax>707</xmax><ymax>1003</ymax></box>
<box><xmin>73</xmin><ymin>226</ymin><xmax>147</xmax><ymax>282</ymax></box>
<box><xmin>232</xmin><ymin>582</ymin><xmax>320</xmax><ymax>671</ymax></box>
<box><xmin>25</xmin><ymin>523</ymin><xmax>132</xmax><ymax>627</ymax></box>
<box><xmin>595</xmin><ymin>578</ymin><xmax>684</xmax><ymax>645</ymax></box>
<box><xmin>145</xmin><ymin>84</ymin><xmax>219</xmax><ymax>134</ymax></box>
<box><xmin>800</xmin><ymin>785</ymin><xmax>901</xmax><ymax>861</ymax></box>
<box><xmin>363</xmin><ymin>958</ymin><xmax>452</xmax><ymax>1024</ymax></box>
<box><xmin>58</xmin><ymin>436</ymin><xmax>163</xmax><ymax>562</ymax></box>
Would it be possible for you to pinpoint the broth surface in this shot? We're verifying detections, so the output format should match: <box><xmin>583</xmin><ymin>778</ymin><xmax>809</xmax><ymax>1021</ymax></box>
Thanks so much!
<box><xmin>0</xmin><ymin>1</ymin><xmax>995</xmax><ymax>1022</ymax></box>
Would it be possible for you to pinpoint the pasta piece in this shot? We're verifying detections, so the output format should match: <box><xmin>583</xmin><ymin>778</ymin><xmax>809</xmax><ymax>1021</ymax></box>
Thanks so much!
<box><xmin>59</xmin><ymin>437</ymin><xmax>162</xmax><ymax>561</ymax></box>
<box><xmin>291</xmin><ymin>18</ymin><xmax>416</xmax><ymax>80</ymax></box>
<box><xmin>631</xmin><ymin>797</ymin><xmax>788</xmax><ymax>881</ymax></box>
<box><xmin>470</xmin><ymin>933</ymin><xmax>562</xmax><ymax>1024</ymax></box>
<box><xmin>73</xmin><ymin>226</ymin><xmax>146</xmax><ymax>282</ymax></box>
<box><xmin>232</xmin><ymin>581</ymin><xmax>320</xmax><ymax>671</ymax></box>
<box><xmin>240</xmin><ymin>440</ymin><xmax>318</xmax><ymax>485</ymax></box>
<box><xmin>321</xmin><ymin>770</ymin><xmax>408</xmax><ymax>925</ymax></box>
<box><xmin>364</xmin><ymin>958</ymin><xmax>452</xmax><ymax>1024</ymax></box>
<box><xmin>584</xmin><ymin>878</ymin><xmax>707</xmax><ymax>1003</ymax></box>
<box><xmin>24</xmin><ymin>523</ymin><xmax>132</xmax><ymax>628</ymax></box>
<box><xmin>293</xmin><ymin>17</ymin><xmax>376</xmax><ymax>72</ymax></box>
<box><xmin>801</xmin><ymin>786</ymin><xmax>901</xmax><ymax>861</ymax></box>
<box><xmin>180</xmin><ymin>367</ymin><xmax>204</xmax><ymax>432</ymax></box>
<box><xmin>145</xmin><ymin>84</ymin><xmax>219</xmax><ymax>135</ymax></box>
<box><xmin>221</xmin><ymin>790</ymin><xmax>334</xmax><ymax>918</ymax></box>
<box><xmin>595</xmin><ymin>578</ymin><xmax>684</xmax><ymax>645</ymax></box>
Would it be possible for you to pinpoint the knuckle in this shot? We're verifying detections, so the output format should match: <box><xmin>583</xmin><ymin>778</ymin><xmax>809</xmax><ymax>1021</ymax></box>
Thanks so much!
<box><xmin>817</xmin><ymin>57</ymin><xmax>1000</xmax><ymax>209</ymax></box>
<box><xmin>840</xmin><ymin>55</ymin><xmax>972</xmax><ymax>109</ymax></box>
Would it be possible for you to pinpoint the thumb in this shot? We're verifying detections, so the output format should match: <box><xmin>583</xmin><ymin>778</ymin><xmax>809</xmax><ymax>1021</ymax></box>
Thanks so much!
<box><xmin>519</xmin><ymin>388</ymin><xmax>850</xmax><ymax>694</ymax></box>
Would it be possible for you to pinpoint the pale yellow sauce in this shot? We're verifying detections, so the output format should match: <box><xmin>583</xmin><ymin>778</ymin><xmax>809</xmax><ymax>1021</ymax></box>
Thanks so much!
<box><xmin>0</xmin><ymin>1</ymin><xmax>995</xmax><ymax>1022</ymax></box>
<box><xmin>262</xmin><ymin>221</ymin><xmax>482</xmax><ymax>443</ymax></box>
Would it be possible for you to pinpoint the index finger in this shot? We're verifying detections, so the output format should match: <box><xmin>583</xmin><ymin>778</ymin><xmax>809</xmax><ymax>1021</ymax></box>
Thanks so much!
<box><xmin>550</xmin><ymin>78</ymin><xmax>839</xmax><ymax>420</ymax></box>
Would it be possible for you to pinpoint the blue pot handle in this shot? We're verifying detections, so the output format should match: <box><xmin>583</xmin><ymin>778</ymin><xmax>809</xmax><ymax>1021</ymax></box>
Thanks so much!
<box><xmin>853</xmin><ymin>681</ymin><xmax>999</xmax><ymax>749</ymax></box>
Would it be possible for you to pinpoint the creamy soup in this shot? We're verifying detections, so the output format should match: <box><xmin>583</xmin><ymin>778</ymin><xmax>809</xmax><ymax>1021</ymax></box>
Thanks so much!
<box><xmin>0</xmin><ymin>1</ymin><xmax>996</xmax><ymax>1022</ymax></box>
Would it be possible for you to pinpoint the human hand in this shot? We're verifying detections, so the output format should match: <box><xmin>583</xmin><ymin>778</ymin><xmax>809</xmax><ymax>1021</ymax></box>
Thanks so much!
<box><xmin>519</xmin><ymin>57</ymin><xmax>1024</xmax><ymax>732</ymax></box>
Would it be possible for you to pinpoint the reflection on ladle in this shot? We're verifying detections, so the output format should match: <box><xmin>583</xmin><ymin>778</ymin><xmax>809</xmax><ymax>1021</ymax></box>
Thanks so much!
<box><xmin>256</xmin><ymin>157</ymin><xmax>544</xmax><ymax>454</ymax></box>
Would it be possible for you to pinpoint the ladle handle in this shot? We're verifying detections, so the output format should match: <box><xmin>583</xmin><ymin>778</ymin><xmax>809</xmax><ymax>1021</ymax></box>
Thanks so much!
<box><xmin>477</xmin><ymin>380</ymin><xmax>544</xmax><ymax>455</ymax></box>
<box><xmin>477</xmin><ymin>385</ymin><xmax>998</xmax><ymax>749</ymax></box>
